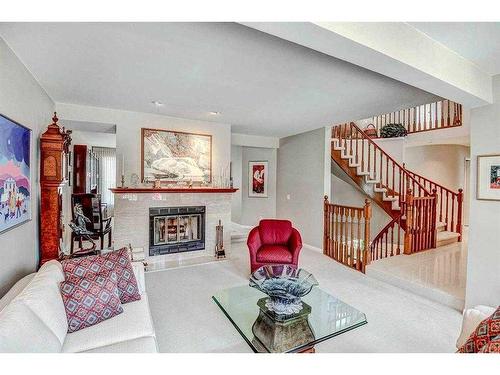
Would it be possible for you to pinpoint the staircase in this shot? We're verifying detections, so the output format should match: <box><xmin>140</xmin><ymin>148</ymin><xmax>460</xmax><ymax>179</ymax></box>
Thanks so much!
<box><xmin>324</xmin><ymin>121</ymin><xmax>463</xmax><ymax>272</ymax></box>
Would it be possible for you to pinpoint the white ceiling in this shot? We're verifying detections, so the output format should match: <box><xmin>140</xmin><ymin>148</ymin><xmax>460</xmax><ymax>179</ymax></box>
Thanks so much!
<box><xmin>0</xmin><ymin>22</ymin><xmax>439</xmax><ymax>137</ymax></box>
<box><xmin>409</xmin><ymin>22</ymin><xmax>500</xmax><ymax>76</ymax></box>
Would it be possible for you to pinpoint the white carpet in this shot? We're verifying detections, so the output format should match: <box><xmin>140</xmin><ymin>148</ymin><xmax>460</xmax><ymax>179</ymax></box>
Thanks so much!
<box><xmin>145</xmin><ymin>243</ymin><xmax>462</xmax><ymax>352</ymax></box>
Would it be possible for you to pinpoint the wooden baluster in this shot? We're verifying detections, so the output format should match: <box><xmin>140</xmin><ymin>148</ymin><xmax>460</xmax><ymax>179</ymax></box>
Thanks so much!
<box><xmin>344</xmin><ymin>207</ymin><xmax>349</xmax><ymax>265</ymax></box>
<box><xmin>445</xmin><ymin>191</ymin><xmax>450</xmax><ymax>231</ymax></box>
<box><xmin>356</xmin><ymin>209</ymin><xmax>361</xmax><ymax>271</ymax></box>
<box><xmin>368</xmin><ymin>142</ymin><xmax>371</xmax><ymax>175</ymax></box>
<box><xmin>348</xmin><ymin>209</ymin><xmax>356</xmax><ymax>267</ymax></box>
<box><xmin>391</xmin><ymin>161</ymin><xmax>396</xmax><ymax>197</ymax></box>
<box><xmin>390</xmin><ymin>221</ymin><xmax>394</xmax><ymax>257</ymax></box>
<box><xmin>396</xmin><ymin>216</ymin><xmax>401</xmax><ymax>255</ymax></box>
<box><xmin>435</xmin><ymin>102</ymin><xmax>438</xmax><ymax>129</ymax></box>
<box><xmin>364</xmin><ymin>199</ymin><xmax>371</xmax><ymax>269</ymax></box>
<box><xmin>457</xmin><ymin>189</ymin><xmax>463</xmax><ymax>241</ymax></box>
<box><xmin>323</xmin><ymin>196</ymin><xmax>329</xmax><ymax>254</ymax></box>
<box><xmin>361</xmin><ymin>129</ymin><xmax>365</xmax><ymax>171</ymax></box>
<box><xmin>349</xmin><ymin>124</ymin><xmax>353</xmax><ymax>157</ymax></box>
<box><xmin>447</xmin><ymin>100</ymin><xmax>451</xmax><ymax>126</ymax></box>
<box><xmin>450</xmin><ymin>193</ymin><xmax>456</xmax><ymax>236</ymax></box>
<box><xmin>334</xmin><ymin>206</ymin><xmax>339</xmax><ymax>261</ymax></box>
<box><xmin>440</xmin><ymin>100</ymin><xmax>444</xmax><ymax>128</ymax></box>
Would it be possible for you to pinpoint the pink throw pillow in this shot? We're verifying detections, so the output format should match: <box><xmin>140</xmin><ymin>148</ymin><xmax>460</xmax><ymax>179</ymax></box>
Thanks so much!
<box><xmin>62</xmin><ymin>248</ymin><xmax>141</xmax><ymax>304</ymax></box>
<box><xmin>60</xmin><ymin>272</ymin><xmax>123</xmax><ymax>333</ymax></box>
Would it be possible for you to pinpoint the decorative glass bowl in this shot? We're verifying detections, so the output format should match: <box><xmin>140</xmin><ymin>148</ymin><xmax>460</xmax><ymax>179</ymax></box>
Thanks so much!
<box><xmin>249</xmin><ymin>265</ymin><xmax>319</xmax><ymax>316</ymax></box>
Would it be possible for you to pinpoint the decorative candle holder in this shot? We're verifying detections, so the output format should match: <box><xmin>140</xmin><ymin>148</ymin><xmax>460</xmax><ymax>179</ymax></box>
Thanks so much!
<box><xmin>121</xmin><ymin>174</ymin><xmax>126</xmax><ymax>188</ymax></box>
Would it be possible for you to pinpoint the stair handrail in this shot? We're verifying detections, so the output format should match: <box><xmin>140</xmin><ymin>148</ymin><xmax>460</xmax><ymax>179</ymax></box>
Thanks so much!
<box><xmin>332</xmin><ymin>122</ymin><xmax>432</xmax><ymax>200</ymax></box>
<box><xmin>404</xmin><ymin>165</ymin><xmax>463</xmax><ymax>240</ymax></box>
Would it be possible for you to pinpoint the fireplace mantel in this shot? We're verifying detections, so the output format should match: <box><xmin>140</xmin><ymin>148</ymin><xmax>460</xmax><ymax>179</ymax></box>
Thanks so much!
<box><xmin>110</xmin><ymin>187</ymin><xmax>238</xmax><ymax>194</ymax></box>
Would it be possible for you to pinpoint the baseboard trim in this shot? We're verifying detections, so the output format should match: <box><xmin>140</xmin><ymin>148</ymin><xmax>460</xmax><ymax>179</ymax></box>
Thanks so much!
<box><xmin>303</xmin><ymin>243</ymin><xmax>323</xmax><ymax>253</ymax></box>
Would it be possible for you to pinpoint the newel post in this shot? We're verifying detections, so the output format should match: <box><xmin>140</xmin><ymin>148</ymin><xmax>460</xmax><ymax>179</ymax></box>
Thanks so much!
<box><xmin>363</xmin><ymin>199</ymin><xmax>372</xmax><ymax>268</ymax></box>
<box><xmin>404</xmin><ymin>188</ymin><xmax>414</xmax><ymax>255</ymax></box>
<box><xmin>323</xmin><ymin>196</ymin><xmax>329</xmax><ymax>254</ymax></box>
<box><xmin>431</xmin><ymin>188</ymin><xmax>438</xmax><ymax>248</ymax></box>
<box><xmin>457</xmin><ymin>188</ymin><xmax>463</xmax><ymax>242</ymax></box>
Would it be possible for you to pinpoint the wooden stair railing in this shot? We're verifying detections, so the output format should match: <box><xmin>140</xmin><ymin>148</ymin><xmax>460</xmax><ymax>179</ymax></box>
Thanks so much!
<box><xmin>404</xmin><ymin>188</ymin><xmax>438</xmax><ymax>254</ymax></box>
<box><xmin>330</xmin><ymin>122</ymin><xmax>437</xmax><ymax>263</ymax></box>
<box><xmin>369</xmin><ymin>99</ymin><xmax>462</xmax><ymax>136</ymax></box>
<box><xmin>404</xmin><ymin>166</ymin><xmax>463</xmax><ymax>241</ymax></box>
<box><xmin>370</xmin><ymin>213</ymin><xmax>404</xmax><ymax>261</ymax></box>
<box><xmin>323</xmin><ymin>196</ymin><xmax>371</xmax><ymax>273</ymax></box>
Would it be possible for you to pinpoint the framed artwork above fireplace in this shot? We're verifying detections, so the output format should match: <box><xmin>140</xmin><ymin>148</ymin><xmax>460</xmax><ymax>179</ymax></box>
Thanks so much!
<box><xmin>141</xmin><ymin>128</ymin><xmax>212</xmax><ymax>183</ymax></box>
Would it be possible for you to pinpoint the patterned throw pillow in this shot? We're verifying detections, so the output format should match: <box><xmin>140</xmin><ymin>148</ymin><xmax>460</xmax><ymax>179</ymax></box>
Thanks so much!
<box><xmin>62</xmin><ymin>248</ymin><xmax>141</xmax><ymax>304</ymax></box>
<box><xmin>478</xmin><ymin>335</ymin><xmax>500</xmax><ymax>353</ymax></box>
<box><xmin>60</xmin><ymin>272</ymin><xmax>123</xmax><ymax>333</ymax></box>
<box><xmin>458</xmin><ymin>306</ymin><xmax>500</xmax><ymax>353</ymax></box>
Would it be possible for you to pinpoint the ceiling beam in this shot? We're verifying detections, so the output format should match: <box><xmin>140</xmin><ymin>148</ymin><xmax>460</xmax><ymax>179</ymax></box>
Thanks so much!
<box><xmin>241</xmin><ymin>22</ymin><xmax>493</xmax><ymax>108</ymax></box>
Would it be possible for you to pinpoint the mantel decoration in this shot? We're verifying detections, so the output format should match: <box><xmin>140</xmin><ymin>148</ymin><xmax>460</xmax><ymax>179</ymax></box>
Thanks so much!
<box><xmin>141</xmin><ymin>128</ymin><xmax>212</xmax><ymax>184</ymax></box>
<box><xmin>249</xmin><ymin>265</ymin><xmax>318</xmax><ymax>316</ymax></box>
<box><xmin>477</xmin><ymin>154</ymin><xmax>500</xmax><ymax>201</ymax></box>
<box><xmin>248</xmin><ymin>160</ymin><xmax>268</xmax><ymax>198</ymax></box>
<box><xmin>380</xmin><ymin>123</ymin><xmax>408</xmax><ymax>138</ymax></box>
<box><xmin>0</xmin><ymin>114</ymin><xmax>32</xmax><ymax>234</ymax></box>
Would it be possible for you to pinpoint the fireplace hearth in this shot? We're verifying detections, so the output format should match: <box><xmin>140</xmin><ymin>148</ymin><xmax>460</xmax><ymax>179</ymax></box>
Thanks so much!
<box><xmin>149</xmin><ymin>206</ymin><xmax>205</xmax><ymax>256</ymax></box>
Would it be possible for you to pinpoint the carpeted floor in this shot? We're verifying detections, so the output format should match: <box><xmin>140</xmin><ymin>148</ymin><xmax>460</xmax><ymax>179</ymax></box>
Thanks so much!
<box><xmin>145</xmin><ymin>243</ymin><xmax>463</xmax><ymax>352</ymax></box>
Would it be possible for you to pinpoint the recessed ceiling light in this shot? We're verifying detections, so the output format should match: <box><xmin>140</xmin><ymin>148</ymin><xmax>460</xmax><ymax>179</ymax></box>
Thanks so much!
<box><xmin>209</xmin><ymin>111</ymin><xmax>221</xmax><ymax>115</ymax></box>
<box><xmin>151</xmin><ymin>100</ymin><xmax>164</xmax><ymax>107</ymax></box>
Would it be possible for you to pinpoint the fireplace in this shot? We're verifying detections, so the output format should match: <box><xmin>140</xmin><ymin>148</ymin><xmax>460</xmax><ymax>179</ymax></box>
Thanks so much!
<box><xmin>149</xmin><ymin>206</ymin><xmax>205</xmax><ymax>256</ymax></box>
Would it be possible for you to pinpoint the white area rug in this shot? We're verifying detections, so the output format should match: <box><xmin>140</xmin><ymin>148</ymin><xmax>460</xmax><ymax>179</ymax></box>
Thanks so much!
<box><xmin>145</xmin><ymin>243</ymin><xmax>462</xmax><ymax>352</ymax></box>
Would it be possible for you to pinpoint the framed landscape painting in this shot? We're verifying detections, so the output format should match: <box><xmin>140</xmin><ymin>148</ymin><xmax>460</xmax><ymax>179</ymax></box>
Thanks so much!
<box><xmin>0</xmin><ymin>114</ymin><xmax>32</xmax><ymax>234</ymax></box>
<box><xmin>248</xmin><ymin>161</ymin><xmax>268</xmax><ymax>198</ymax></box>
<box><xmin>477</xmin><ymin>154</ymin><xmax>500</xmax><ymax>201</ymax></box>
<box><xmin>141</xmin><ymin>128</ymin><xmax>212</xmax><ymax>183</ymax></box>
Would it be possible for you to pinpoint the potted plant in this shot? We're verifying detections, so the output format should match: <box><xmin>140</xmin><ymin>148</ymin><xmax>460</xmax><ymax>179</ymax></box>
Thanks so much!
<box><xmin>380</xmin><ymin>123</ymin><xmax>408</xmax><ymax>138</ymax></box>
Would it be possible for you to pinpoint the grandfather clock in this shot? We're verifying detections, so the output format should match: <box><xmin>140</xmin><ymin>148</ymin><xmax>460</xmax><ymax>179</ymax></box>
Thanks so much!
<box><xmin>39</xmin><ymin>112</ymin><xmax>71</xmax><ymax>266</ymax></box>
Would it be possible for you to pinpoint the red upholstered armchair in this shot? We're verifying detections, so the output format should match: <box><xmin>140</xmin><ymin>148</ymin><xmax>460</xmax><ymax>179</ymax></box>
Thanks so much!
<box><xmin>247</xmin><ymin>219</ymin><xmax>303</xmax><ymax>272</ymax></box>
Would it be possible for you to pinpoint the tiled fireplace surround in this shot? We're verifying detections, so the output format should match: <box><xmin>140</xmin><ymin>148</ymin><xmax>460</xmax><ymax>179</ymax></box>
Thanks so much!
<box><xmin>112</xmin><ymin>191</ymin><xmax>233</xmax><ymax>265</ymax></box>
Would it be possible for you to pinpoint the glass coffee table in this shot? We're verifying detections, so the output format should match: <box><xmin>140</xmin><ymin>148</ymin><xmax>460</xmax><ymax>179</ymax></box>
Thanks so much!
<box><xmin>212</xmin><ymin>285</ymin><xmax>367</xmax><ymax>353</ymax></box>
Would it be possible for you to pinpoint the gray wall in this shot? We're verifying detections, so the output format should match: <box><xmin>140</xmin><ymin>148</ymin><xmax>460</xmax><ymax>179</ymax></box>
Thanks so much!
<box><xmin>277</xmin><ymin>128</ymin><xmax>325</xmax><ymax>248</ymax></box>
<box><xmin>405</xmin><ymin>144</ymin><xmax>470</xmax><ymax>192</ymax></box>
<box><xmin>0</xmin><ymin>38</ymin><xmax>55</xmax><ymax>297</ymax></box>
<box><xmin>232</xmin><ymin>146</ymin><xmax>277</xmax><ymax>226</ymax></box>
<box><xmin>466</xmin><ymin>75</ymin><xmax>500</xmax><ymax>308</ymax></box>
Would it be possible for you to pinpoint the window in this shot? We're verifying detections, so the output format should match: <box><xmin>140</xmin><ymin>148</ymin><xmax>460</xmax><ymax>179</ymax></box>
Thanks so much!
<box><xmin>92</xmin><ymin>147</ymin><xmax>116</xmax><ymax>210</ymax></box>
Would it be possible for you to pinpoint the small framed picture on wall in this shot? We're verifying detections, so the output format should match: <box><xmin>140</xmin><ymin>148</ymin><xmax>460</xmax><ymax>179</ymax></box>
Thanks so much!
<box><xmin>477</xmin><ymin>154</ymin><xmax>500</xmax><ymax>201</ymax></box>
<box><xmin>248</xmin><ymin>161</ymin><xmax>268</xmax><ymax>198</ymax></box>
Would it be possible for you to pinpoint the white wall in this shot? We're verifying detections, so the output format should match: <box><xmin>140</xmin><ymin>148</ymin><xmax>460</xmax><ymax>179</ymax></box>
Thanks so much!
<box><xmin>405</xmin><ymin>144</ymin><xmax>470</xmax><ymax>192</ymax></box>
<box><xmin>56</xmin><ymin>103</ymin><xmax>232</xmax><ymax>184</ymax></box>
<box><xmin>465</xmin><ymin>75</ymin><xmax>500</xmax><ymax>308</ymax></box>
<box><xmin>230</xmin><ymin>145</ymin><xmax>243</xmax><ymax>223</ymax></box>
<box><xmin>0</xmin><ymin>38</ymin><xmax>55</xmax><ymax>296</ymax></box>
<box><xmin>277</xmin><ymin>128</ymin><xmax>326</xmax><ymax>248</ymax></box>
<box><xmin>239</xmin><ymin>147</ymin><xmax>277</xmax><ymax>226</ymax></box>
<box><xmin>71</xmin><ymin>130</ymin><xmax>116</xmax><ymax>149</ymax></box>
<box><xmin>330</xmin><ymin>174</ymin><xmax>390</xmax><ymax>240</ymax></box>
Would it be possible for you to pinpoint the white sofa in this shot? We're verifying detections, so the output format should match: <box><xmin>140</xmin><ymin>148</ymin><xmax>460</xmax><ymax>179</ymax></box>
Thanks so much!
<box><xmin>0</xmin><ymin>260</ymin><xmax>158</xmax><ymax>353</ymax></box>
<box><xmin>456</xmin><ymin>305</ymin><xmax>496</xmax><ymax>349</ymax></box>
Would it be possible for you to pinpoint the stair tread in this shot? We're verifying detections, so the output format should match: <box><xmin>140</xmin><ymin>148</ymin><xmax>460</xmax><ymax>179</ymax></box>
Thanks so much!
<box><xmin>437</xmin><ymin>231</ymin><xmax>460</xmax><ymax>240</ymax></box>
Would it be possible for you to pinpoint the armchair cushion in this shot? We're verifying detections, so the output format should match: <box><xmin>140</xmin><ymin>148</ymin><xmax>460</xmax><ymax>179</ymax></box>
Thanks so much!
<box><xmin>258</xmin><ymin>219</ymin><xmax>292</xmax><ymax>245</ymax></box>
<box><xmin>256</xmin><ymin>245</ymin><xmax>293</xmax><ymax>263</ymax></box>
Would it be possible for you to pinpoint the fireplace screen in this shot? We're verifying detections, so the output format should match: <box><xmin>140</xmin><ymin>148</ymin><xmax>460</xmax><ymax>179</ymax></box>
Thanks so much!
<box><xmin>153</xmin><ymin>214</ymin><xmax>201</xmax><ymax>245</ymax></box>
<box><xmin>149</xmin><ymin>206</ymin><xmax>205</xmax><ymax>256</ymax></box>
